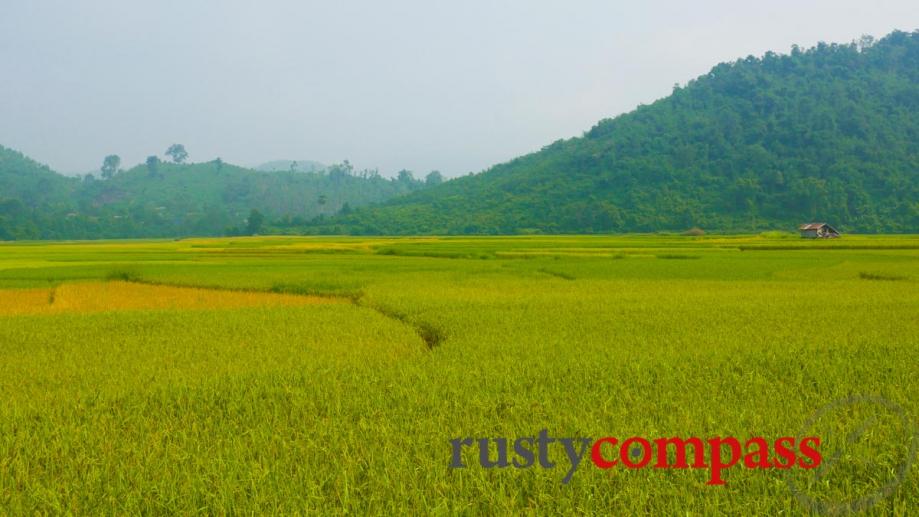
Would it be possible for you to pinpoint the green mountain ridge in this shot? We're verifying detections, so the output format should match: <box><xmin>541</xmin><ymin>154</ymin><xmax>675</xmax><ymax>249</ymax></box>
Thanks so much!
<box><xmin>0</xmin><ymin>150</ymin><xmax>427</xmax><ymax>240</ymax></box>
<box><xmin>309</xmin><ymin>30</ymin><xmax>919</xmax><ymax>235</ymax></box>
<box><xmin>3</xmin><ymin>30</ymin><xmax>917</xmax><ymax>240</ymax></box>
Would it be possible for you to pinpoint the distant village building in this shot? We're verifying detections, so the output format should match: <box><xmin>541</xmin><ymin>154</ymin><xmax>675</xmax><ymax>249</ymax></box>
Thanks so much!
<box><xmin>798</xmin><ymin>223</ymin><xmax>840</xmax><ymax>239</ymax></box>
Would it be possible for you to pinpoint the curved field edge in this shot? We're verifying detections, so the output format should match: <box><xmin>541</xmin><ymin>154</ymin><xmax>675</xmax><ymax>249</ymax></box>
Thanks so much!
<box><xmin>0</xmin><ymin>281</ymin><xmax>343</xmax><ymax>316</ymax></box>
<box><xmin>0</xmin><ymin>235</ymin><xmax>916</xmax><ymax>514</ymax></box>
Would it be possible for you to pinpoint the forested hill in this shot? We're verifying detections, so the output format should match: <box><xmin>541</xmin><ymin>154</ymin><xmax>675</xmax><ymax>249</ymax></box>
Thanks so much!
<box><xmin>0</xmin><ymin>146</ymin><xmax>79</xmax><ymax>209</ymax></box>
<box><xmin>3</xmin><ymin>31</ymin><xmax>917</xmax><ymax>240</ymax></box>
<box><xmin>311</xmin><ymin>30</ymin><xmax>919</xmax><ymax>235</ymax></box>
<box><xmin>0</xmin><ymin>147</ymin><xmax>430</xmax><ymax>240</ymax></box>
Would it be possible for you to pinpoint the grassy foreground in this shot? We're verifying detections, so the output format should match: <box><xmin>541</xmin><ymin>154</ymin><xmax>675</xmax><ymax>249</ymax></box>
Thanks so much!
<box><xmin>0</xmin><ymin>234</ymin><xmax>917</xmax><ymax>514</ymax></box>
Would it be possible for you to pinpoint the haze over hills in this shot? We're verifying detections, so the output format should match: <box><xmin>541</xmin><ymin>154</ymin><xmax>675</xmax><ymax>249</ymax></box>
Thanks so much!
<box><xmin>2</xmin><ymin>30</ymin><xmax>917</xmax><ymax>240</ymax></box>
<box><xmin>307</xmin><ymin>30</ymin><xmax>919</xmax><ymax>235</ymax></box>
<box><xmin>255</xmin><ymin>160</ymin><xmax>327</xmax><ymax>173</ymax></box>
<box><xmin>0</xmin><ymin>147</ymin><xmax>428</xmax><ymax>240</ymax></box>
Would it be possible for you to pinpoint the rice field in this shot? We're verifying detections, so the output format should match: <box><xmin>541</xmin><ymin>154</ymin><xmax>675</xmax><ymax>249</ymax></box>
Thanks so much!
<box><xmin>0</xmin><ymin>234</ymin><xmax>917</xmax><ymax>514</ymax></box>
<box><xmin>0</xmin><ymin>281</ymin><xmax>338</xmax><ymax>316</ymax></box>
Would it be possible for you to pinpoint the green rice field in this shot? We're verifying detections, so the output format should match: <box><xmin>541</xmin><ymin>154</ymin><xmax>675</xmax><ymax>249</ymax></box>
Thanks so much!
<box><xmin>0</xmin><ymin>234</ymin><xmax>917</xmax><ymax>514</ymax></box>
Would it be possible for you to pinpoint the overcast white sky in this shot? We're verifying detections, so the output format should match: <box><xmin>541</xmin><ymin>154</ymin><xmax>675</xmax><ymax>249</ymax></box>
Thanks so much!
<box><xmin>1</xmin><ymin>1</ymin><xmax>916</xmax><ymax>176</ymax></box>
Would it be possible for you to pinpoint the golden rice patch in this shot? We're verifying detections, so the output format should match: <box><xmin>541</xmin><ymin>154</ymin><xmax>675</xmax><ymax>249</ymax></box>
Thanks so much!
<box><xmin>0</xmin><ymin>281</ymin><xmax>339</xmax><ymax>316</ymax></box>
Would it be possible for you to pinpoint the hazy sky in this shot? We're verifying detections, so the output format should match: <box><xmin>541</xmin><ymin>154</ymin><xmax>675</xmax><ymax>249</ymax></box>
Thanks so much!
<box><xmin>1</xmin><ymin>1</ymin><xmax>916</xmax><ymax>176</ymax></box>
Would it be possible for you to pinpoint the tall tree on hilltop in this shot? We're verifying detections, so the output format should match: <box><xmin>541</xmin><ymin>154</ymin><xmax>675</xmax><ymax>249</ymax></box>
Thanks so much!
<box><xmin>425</xmin><ymin>170</ymin><xmax>444</xmax><ymax>187</ymax></box>
<box><xmin>100</xmin><ymin>155</ymin><xmax>120</xmax><ymax>180</ymax></box>
<box><xmin>165</xmin><ymin>144</ymin><xmax>188</xmax><ymax>164</ymax></box>
<box><xmin>146</xmin><ymin>156</ymin><xmax>161</xmax><ymax>177</ymax></box>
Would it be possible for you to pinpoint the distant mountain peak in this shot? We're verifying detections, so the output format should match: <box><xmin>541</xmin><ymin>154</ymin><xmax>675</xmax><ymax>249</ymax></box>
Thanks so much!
<box><xmin>254</xmin><ymin>160</ymin><xmax>327</xmax><ymax>173</ymax></box>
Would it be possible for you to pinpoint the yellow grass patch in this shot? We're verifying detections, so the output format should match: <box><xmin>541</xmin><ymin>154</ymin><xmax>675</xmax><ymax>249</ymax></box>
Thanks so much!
<box><xmin>0</xmin><ymin>281</ymin><xmax>340</xmax><ymax>316</ymax></box>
